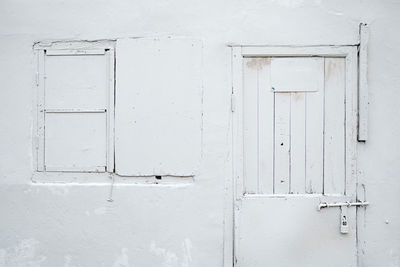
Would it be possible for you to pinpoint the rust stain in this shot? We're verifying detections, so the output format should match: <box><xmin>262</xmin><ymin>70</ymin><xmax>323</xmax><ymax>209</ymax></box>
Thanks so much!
<box><xmin>325</xmin><ymin>59</ymin><xmax>338</xmax><ymax>81</ymax></box>
<box><xmin>246</xmin><ymin>57</ymin><xmax>270</xmax><ymax>70</ymax></box>
<box><xmin>292</xmin><ymin>92</ymin><xmax>304</xmax><ymax>102</ymax></box>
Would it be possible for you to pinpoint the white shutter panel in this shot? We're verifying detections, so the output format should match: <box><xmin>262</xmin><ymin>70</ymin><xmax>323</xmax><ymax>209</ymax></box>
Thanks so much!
<box><xmin>115</xmin><ymin>38</ymin><xmax>202</xmax><ymax>176</ymax></box>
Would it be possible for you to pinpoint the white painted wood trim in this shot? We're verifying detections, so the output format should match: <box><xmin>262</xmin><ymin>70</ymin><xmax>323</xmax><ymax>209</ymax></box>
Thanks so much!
<box><xmin>34</xmin><ymin>41</ymin><xmax>115</xmax><ymax>175</ymax></box>
<box><xmin>44</xmin><ymin>108</ymin><xmax>106</xmax><ymax>113</ymax></box>
<box><xmin>241</xmin><ymin>45</ymin><xmax>356</xmax><ymax>57</ymax></box>
<box><xmin>45</xmin><ymin>166</ymin><xmax>106</xmax><ymax>172</ymax></box>
<box><xmin>231</xmin><ymin>45</ymin><xmax>359</xmax><ymax>266</ymax></box>
<box><xmin>358</xmin><ymin>23</ymin><xmax>369</xmax><ymax>141</ymax></box>
<box><xmin>223</xmin><ymin>47</ymin><xmax>234</xmax><ymax>267</ymax></box>
<box><xmin>34</xmin><ymin>40</ymin><xmax>115</xmax><ymax>51</ymax></box>
<box><xmin>232</xmin><ymin>47</ymin><xmax>244</xmax><ymax>199</ymax></box>
<box><xmin>231</xmin><ymin>46</ymin><xmax>243</xmax><ymax>267</ymax></box>
<box><xmin>345</xmin><ymin>47</ymin><xmax>359</xmax><ymax>198</ymax></box>
<box><xmin>106</xmin><ymin>48</ymin><xmax>115</xmax><ymax>173</ymax></box>
<box><xmin>45</xmin><ymin>49</ymin><xmax>106</xmax><ymax>56</ymax></box>
<box><xmin>232</xmin><ymin>45</ymin><xmax>358</xmax><ymax>198</ymax></box>
<box><xmin>31</xmin><ymin>171</ymin><xmax>195</xmax><ymax>184</ymax></box>
<box><xmin>37</xmin><ymin>50</ymin><xmax>45</xmax><ymax>171</ymax></box>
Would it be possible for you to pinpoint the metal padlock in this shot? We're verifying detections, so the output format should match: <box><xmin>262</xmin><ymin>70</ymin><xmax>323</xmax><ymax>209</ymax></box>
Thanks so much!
<box><xmin>340</xmin><ymin>205</ymin><xmax>349</xmax><ymax>234</ymax></box>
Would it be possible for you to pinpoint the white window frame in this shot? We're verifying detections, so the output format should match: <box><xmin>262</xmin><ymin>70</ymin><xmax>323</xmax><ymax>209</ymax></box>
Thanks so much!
<box><xmin>33</xmin><ymin>41</ymin><xmax>115</xmax><ymax>180</ymax></box>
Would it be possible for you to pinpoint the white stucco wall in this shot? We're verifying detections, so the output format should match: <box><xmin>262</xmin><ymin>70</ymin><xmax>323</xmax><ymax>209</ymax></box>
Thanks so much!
<box><xmin>0</xmin><ymin>0</ymin><xmax>399</xmax><ymax>266</ymax></box>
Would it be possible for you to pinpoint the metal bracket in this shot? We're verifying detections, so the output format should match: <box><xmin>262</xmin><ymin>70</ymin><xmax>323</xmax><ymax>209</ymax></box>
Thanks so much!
<box><xmin>318</xmin><ymin>201</ymin><xmax>369</xmax><ymax>234</ymax></box>
<box><xmin>318</xmin><ymin>201</ymin><xmax>369</xmax><ymax>210</ymax></box>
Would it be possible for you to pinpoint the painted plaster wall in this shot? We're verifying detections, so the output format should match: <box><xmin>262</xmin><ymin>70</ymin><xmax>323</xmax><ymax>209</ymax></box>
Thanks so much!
<box><xmin>0</xmin><ymin>0</ymin><xmax>399</xmax><ymax>266</ymax></box>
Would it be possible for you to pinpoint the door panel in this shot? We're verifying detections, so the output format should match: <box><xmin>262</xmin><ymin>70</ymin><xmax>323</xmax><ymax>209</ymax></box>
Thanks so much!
<box><xmin>243</xmin><ymin>58</ymin><xmax>274</xmax><ymax>194</ymax></box>
<box><xmin>243</xmin><ymin>57</ymin><xmax>343</xmax><ymax>195</ymax></box>
<box><xmin>236</xmin><ymin>52</ymin><xmax>357</xmax><ymax>266</ymax></box>
<box><xmin>237</xmin><ymin>197</ymin><xmax>356</xmax><ymax>267</ymax></box>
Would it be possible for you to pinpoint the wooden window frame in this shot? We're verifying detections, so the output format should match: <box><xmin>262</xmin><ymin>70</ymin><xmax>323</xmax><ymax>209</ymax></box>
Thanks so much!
<box><xmin>33</xmin><ymin>41</ymin><xmax>115</xmax><ymax>180</ymax></box>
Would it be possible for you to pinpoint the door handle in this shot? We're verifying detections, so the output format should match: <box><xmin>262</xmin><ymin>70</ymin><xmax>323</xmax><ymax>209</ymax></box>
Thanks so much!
<box><xmin>317</xmin><ymin>201</ymin><xmax>369</xmax><ymax>234</ymax></box>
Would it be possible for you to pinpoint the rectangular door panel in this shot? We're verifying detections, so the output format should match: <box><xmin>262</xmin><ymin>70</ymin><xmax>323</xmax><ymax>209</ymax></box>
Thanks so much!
<box><xmin>235</xmin><ymin>49</ymin><xmax>358</xmax><ymax>267</ymax></box>
<box><xmin>236</xmin><ymin>197</ymin><xmax>357</xmax><ymax>267</ymax></box>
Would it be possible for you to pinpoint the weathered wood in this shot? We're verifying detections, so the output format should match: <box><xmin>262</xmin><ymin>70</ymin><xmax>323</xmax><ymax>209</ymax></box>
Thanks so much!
<box><xmin>45</xmin><ymin>49</ymin><xmax>106</xmax><ymax>56</ymax></box>
<box><xmin>106</xmin><ymin>49</ymin><xmax>115</xmax><ymax>172</ymax></box>
<box><xmin>345</xmin><ymin>47</ymin><xmax>359</xmax><ymax>198</ymax></box>
<box><xmin>243</xmin><ymin>58</ymin><xmax>260</xmax><ymax>194</ymax></box>
<box><xmin>257</xmin><ymin>58</ymin><xmax>274</xmax><ymax>194</ymax></box>
<box><xmin>233</xmin><ymin>46</ymin><xmax>359</xmax><ymax>267</ymax></box>
<box><xmin>274</xmin><ymin>92</ymin><xmax>291</xmax><ymax>194</ymax></box>
<box><xmin>241</xmin><ymin>46</ymin><xmax>357</xmax><ymax>57</ymax></box>
<box><xmin>45</xmin><ymin>166</ymin><xmax>106</xmax><ymax>172</ymax></box>
<box><xmin>290</xmin><ymin>92</ymin><xmax>306</xmax><ymax>194</ymax></box>
<box><xmin>45</xmin><ymin>54</ymin><xmax>107</xmax><ymax>110</ymax></box>
<box><xmin>37</xmin><ymin>46</ymin><xmax>113</xmax><ymax>173</ymax></box>
<box><xmin>232</xmin><ymin>47</ymin><xmax>244</xmax><ymax>198</ymax></box>
<box><xmin>358</xmin><ymin>23</ymin><xmax>369</xmax><ymax>141</ymax></box>
<box><xmin>243</xmin><ymin>57</ymin><xmax>259</xmax><ymax>193</ymax></box>
<box><xmin>115</xmin><ymin>38</ymin><xmax>202</xmax><ymax>176</ymax></box>
<box><xmin>243</xmin><ymin>57</ymin><xmax>274</xmax><ymax>194</ymax></box>
<box><xmin>324</xmin><ymin>58</ymin><xmax>346</xmax><ymax>195</ymax></box>
<box><xmin>45</xmin><ymin>112</ymin><xmax>107</xmax><ymax>172</ymax></box>
<box><xmin>37</xmin><ymin>50</ymin><xmax>45</xmax><ymax>171</ymax></box>
<box><xmin>305</xmin><ymin>80</ymin><xmax>324</xmax><ymax>194</ymax></box>
<box><xmin>271</xmin><ymin>57</ymin><xmax>323</xmax><ymax>92</ymax></box>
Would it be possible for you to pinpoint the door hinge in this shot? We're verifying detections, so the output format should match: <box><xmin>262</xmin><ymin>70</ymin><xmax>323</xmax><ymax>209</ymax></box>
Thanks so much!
<box><xmin>231</xmin><ymin>93</ymin><xmax>236</xmax><ymax>112</ymax></box>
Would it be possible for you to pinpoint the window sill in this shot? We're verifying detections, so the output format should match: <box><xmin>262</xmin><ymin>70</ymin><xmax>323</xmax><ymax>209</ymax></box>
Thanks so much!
<box><xmin>31</xmin><ymin>171</ymin><xmax>195</xmax><ymax>185</ymax></box>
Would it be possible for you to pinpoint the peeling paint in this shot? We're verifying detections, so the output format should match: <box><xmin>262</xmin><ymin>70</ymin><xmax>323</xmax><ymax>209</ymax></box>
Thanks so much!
<box><xmin>112</xmin><ymin>248</ymin><xmax>129</xmax><ymax>267</ymax></box>
<box><xmin>93</xmin><ymin>206</ymin><xmax>108</xmax><ymax>215</ymax></box>
<box><xmin>0</xmin><ymin>239</ymin><xmax>46</xmax><ymax>267</ymax></box>
<box><xmin>46</xmin><ymin>186</ymin><xmax>69</xmax><ymax>196</ymax></box>
<box><xmin>150</xmin><ymin>242</ymin><xmax>178</xmax><ymax>267</ymax></box>
<box><xmin>246</xmin><ymin>57</ymin><xmax>270</xmax><ymax>70</ymax></box>
<box><xmin>0</xmin><ymin>0</ymin><xmax>399</xmax><ymax>266</ymax></box>
<box><xmin>181</xmin><ymin>239</ymin><xmax>193</xmax><ymax>267</ymax></box>
<box><xmin>63</xmin><ymin>255</ymin><xmax>80</xmax><ymax>267</ymax></box>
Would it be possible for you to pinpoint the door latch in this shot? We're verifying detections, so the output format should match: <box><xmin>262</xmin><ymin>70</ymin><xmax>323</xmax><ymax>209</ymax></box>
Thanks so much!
<box><xmin>317</xmin><ymin>201</ymin><xmax>369</xmax><ymax>234</ymax></box>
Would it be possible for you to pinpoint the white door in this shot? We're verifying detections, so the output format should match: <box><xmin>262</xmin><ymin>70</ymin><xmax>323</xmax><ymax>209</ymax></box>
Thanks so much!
<box><xmin>232</xmin><ymin>46</ymin><xmax>361</xmax><ymax>267</ymax></box>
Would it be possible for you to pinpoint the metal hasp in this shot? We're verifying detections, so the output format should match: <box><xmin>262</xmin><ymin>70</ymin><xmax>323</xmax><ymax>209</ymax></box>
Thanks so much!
<box><xmin>318</xmin><ymin>201</ymin><xmax>369</xmax><ymax>234</ymax></box>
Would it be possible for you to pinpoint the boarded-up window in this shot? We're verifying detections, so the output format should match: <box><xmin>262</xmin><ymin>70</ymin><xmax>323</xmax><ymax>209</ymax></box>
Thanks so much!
<box><xmin>115</xmin><ymin>38</ymin><xmax>202</xmax><ymax>176</ymax></box>
<box><xmin>36</xmin><ymin>39</ymin><xmax>202</xmax><ymax>177</ymax></box>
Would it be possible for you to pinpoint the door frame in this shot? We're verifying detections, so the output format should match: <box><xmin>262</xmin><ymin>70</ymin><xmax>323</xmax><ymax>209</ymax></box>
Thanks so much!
<box><xmin>228</xmin><ymin>45</ymin><xmax>359</xmax><ymax>266</ymax></box>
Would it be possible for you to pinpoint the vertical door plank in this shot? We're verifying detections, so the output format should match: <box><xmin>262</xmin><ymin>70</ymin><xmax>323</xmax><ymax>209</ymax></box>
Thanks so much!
<box><xmin>305</xmin><ymin>76</ymin><xmax>324</xmax><ymax>194</ymax></box>
<box><xmin>258</xmin><ymin>58</ymin><xmax>274</xmax><ymax>194</ymax></box>
<box><xmin>290</xmin><ymin>92</ymin><xmax>306</xmax><ymax>194</ymax></box>
<box><xmin>243</xmin><ymin>58</ymin><xmax>259</xmax><ymax>194</ymax></box>
<box><xmin>274</xmin><ymin>93</ymin><xmax>291</xmax><ymax>194</ymax></box>
<box><xmin>324</xmin><ymin>58</ymin><xmax>346</xmax><ymax>195</ymax></box>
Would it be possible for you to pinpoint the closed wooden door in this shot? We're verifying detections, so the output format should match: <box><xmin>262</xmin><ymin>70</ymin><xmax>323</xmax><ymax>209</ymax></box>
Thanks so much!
<box><xmin>232</xmin><ymin>47</ymin><xmax>359</xmax><ymax>267</ymax></box>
